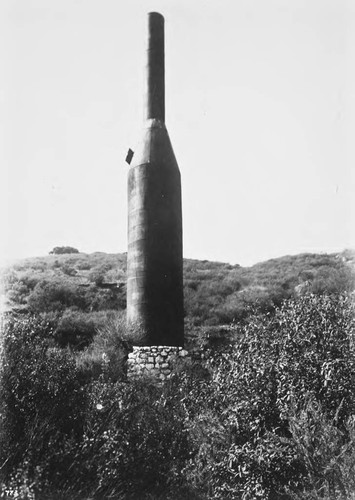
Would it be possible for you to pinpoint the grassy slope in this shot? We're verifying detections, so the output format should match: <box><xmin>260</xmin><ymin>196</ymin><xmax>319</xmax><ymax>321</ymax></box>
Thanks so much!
<box><xmin>2</xmin><ymin>249</ymin><xmax>355</xmax><ymax>312</ymax></box>
<box><xmin>1</xmin><ymin>249</ymin><xmax>354</xmax><ymax>348</ymax></box>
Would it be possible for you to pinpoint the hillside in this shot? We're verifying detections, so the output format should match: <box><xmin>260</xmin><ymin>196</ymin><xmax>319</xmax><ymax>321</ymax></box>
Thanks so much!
<box><xmin>1</xmin><ymin>251</ymin><xmax>355</xmax><ymax>498</ymax></box>
<box><xmin>1</xmin><ymin>249</ymin><xmax>354</xmax><ymax>348</ymax></box>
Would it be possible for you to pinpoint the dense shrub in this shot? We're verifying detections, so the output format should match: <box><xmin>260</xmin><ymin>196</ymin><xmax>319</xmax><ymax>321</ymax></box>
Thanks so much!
<box><xmin>61</xmin><ymin>264</ymin><xmax>77</xmax><ymax>276</ymax></box>
<box><xmin>85</xmin><ymin>286</ymin><xmax>125</xmax><ymax>312</ymax></box>
<box><xmin>286</xmin><ymin>399</ymin><xmax>355</xmax><ymax>499</ymax></box>
<box><xmin>76</xmin><ymin>312</ymin><xmax>131</xmax><ymax>382</ymax></box>
<box><xmin>88</xmin><ymin>263</ymin><xmax>113</xmax><ymax>285</ymax></box>
<box><xmin>178</xmin><ymin>293</ymin><xmax>355</xmax><ymax>499</ymax></box>
<box><xmin>54</xmin><ymin>310</ymin><xmax>115</xmax><ymax>349</ymax></box>
<box><xmin>27</xmin><ymin>279</ymin><xmax>88</xmax><ymax>312</ymax></box>
<box><xmin>1</xmin><ymin>293</ymin><xmax>354</xmax><ymax>499</ymax></box>
<box><xmin>4</xmin><ymin>272</ymin><xmax>42</xmax><ymax>307</ymax></box>
<box><xmin>0</xmin><ymin>315</ymin><xmax>192</xmax><ymax>498</ymax></box>
<box><xmin>0</xmin><ymin>316</ymin><xmax>86</xmax><ymax>483</ymax></box>
<box><xmin>67</xmin><ymin>379</ymin><xmax>192</xmax><ymax>499</ymax></box>
<box><xmin>275</xmin><ymin>294</ymin><xmax>355</xmax><ymax>422</ymax></box>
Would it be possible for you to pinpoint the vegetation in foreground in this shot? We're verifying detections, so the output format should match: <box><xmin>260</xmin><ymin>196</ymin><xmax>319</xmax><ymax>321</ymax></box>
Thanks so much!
<box><xmin>1</xmin><ymin>293</ymin><xmax>355</xmax><ymax>499</ymax></box>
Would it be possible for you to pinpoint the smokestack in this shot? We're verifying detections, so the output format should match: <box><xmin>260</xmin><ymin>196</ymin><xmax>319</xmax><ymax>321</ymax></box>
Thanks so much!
<box><xmin>126</xmin><ymin>12</ymin><xmax>184</xmax><ymax>347</ymax></box>
<box><xmin>145</xmin><ymin>12</ymin><xmax>165</xmax><ymax>122</ymax></box>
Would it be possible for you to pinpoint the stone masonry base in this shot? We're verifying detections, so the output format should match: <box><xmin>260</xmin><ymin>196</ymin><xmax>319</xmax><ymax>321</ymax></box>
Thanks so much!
<box><xmin>127</xmin><ymin>346</ymin><xmax>189</xmax><ymax>381</ymax></box>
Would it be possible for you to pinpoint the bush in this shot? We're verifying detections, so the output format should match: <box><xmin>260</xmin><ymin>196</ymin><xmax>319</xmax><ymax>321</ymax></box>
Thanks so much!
<box><xmin>61</xmin><ymin>264</ymin><xmax>77</xmax><ymax>276</ymax></box>
<box><xmin>69</xmin><ymin>378</ymin><xmax>192</xmax><ymax>499</ymax></box>
<box><xmin>27</xmin><ymin>279</ymin><xmax>88</xmax><ymax>312</ymax></box>
<box><xmin>1</xmin><ymin>294</ymin><xmax>354</xmax><ymax>499</ymax></box>
<box><xmin>76</xmin><ymin>312</ymin><xmax>131</xmax><ymax>382</ymax></box>
<box><xmin>286</xmin><ymin>398</ymin><xmax>355</xmax><ymax>499</ymax></box>
<box><xmin>5</xmin><ymin>272</ymin><xmax>41</xmax><ymax>307</ymax></box>
<box><xmin>0</xmin><ymin>315</ymin><xmax>86</xmax><ymax>485</ymax></box>
<box><xmin>275</xmin><ymin>294</ymin><xmax>355</xmax><ymax>423</ymax></box>
<box><xmin>54</xmin><ymin>310</ymin><xmax>110</xmax><ymax>349</ymax></box>
<box><xmin>179</xmin><ymin>293</ymin><xmax>355</xmax><ymax>499</ymax></box>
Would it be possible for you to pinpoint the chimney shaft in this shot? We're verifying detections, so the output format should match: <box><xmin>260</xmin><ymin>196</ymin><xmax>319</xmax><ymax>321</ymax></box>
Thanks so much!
<box><xmin>127</xmin><ymin>12</ymin><xmax>183</xmax><ymax>347</ymax></box>
<box><xmin>144</xmin><ymin>12</ymin><xmax>165</xmax><ymax>122</ymax></box>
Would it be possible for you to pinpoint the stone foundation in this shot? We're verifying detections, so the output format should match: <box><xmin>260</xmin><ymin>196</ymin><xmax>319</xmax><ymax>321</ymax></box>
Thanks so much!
<box><xmin>128</xmin><ymin>346</ymin><xmax>189</xmax><ymax>381</ymax></box>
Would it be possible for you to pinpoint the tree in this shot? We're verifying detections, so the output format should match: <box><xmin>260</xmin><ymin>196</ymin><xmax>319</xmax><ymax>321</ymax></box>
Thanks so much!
<box><xmin>49</xmin><ymin>246</ymin><xmax>79</xmax><ymax>255</ymax></box>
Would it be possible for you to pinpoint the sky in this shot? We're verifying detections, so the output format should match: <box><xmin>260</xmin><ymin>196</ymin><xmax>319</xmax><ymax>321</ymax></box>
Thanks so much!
<box><xmin>1</xmin><ymin>0</ymin><xmax>354</xmax><ymax>266</ymax></box>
